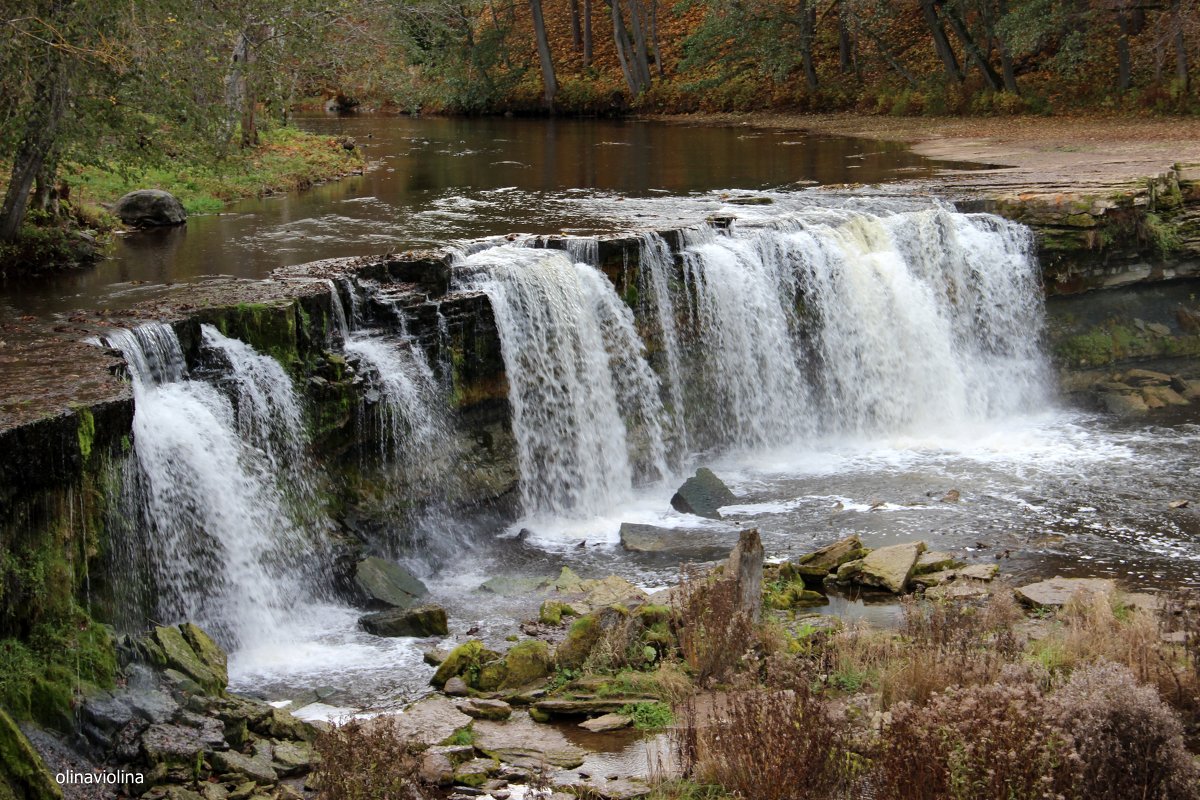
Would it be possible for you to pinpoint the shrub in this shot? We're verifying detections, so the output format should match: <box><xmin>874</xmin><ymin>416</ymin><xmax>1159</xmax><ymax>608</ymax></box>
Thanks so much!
<box><xmin>1050</xmin><ymin>662</ymin><xmax>1200</xmax><ymax>800</ymax></box>
<box><xmin>678</xmin><ymin>686</ymin><xmax>851</xmax><ymax>800</ymax></box>
<box><xmin>313</xmin><ymin>719</ymin><xmax>427</xmax><ymax>800</ymax></box>
<box><xmin>671</xmin><ymin>567</ymin><xmax>755</xmax><ymax>686</ymax></box>
<box><xmin>875</xmin><ymin>679</ymin><xmax>1077</xmax><ymax>800</ymax></box>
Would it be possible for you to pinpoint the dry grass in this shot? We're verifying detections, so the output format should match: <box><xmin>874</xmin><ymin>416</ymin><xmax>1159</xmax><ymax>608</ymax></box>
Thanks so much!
<box><xmin>670</xmin><ymin>567</ymin><xmax>756</xmax><ymax>687</ymax></box>
<box><xmin>678</xmin><ymin>687</ymin><xmax>853</xmax><ymax>800</ymax></box>
<box><xmin>312</xmin><ymin>720</ymin><xmax>429</xmax><ymax>800</ymax></box>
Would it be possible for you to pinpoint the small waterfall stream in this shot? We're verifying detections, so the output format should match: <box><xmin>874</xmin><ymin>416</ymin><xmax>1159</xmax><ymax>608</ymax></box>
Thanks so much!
<box><xmin>457</xmin><ymin>247</ymin><xmax>671</xmax><ymax>522</ymax></box>
<box><xmin>106</xmin><ymin>323</ymin><xmax>315</xmax><ymax>648</ymax></box>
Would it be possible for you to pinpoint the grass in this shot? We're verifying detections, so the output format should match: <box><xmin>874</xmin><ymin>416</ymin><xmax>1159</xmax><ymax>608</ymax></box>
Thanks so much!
<box><xmin>64</xmin><ymin>126</ymin><xmax>362</xmax><ymax>216</ymax></box>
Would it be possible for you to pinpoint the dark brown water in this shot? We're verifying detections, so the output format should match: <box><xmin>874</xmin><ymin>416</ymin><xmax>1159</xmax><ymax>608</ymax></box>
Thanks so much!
<box><xmin>0</xmin><ymin>114</ymin><xmax>973</xmax><ymax>321</ymax></box>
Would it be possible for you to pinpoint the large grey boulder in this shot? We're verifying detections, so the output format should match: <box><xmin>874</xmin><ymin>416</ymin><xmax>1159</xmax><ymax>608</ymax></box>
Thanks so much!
<box><xmin>856</xmin><ymin>541</ymin><xmax>926</xmax><ymax>593</ymax></box>
<box><xmin>670</xmin><ymin>468</ymin><xmax>737</xmax><ymax>518</ymax></box>
<box><xmin>114</xmin><ymin>189</ymin><xmax>187</xmax><ymax>227</ymax></box>
<box><xmin>354</xmin><ymin>556</ymin><xmax>428</xmax><ymax>609</ymax></box>
<box><xmin>619</xmin><ymin>522</ymin><xmax>737</xmax><ymax>560</ymax></box>
<box><xmin>359</xmin><ymin>604</ymin><xmax>448</xmax><ymax>637</ymax></box>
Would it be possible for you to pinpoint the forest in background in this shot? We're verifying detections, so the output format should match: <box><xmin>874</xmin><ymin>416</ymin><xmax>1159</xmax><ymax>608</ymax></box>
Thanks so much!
<box><xmin>1</xmin><ymin>0</ymin><xmax>1198</xmax><ymax>269</ymax></box>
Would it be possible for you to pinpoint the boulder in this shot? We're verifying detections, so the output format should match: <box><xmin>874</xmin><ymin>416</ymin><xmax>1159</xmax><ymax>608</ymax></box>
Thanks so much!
<box><xmin>456</xmin><ymin>698</ymin><xmax>513</xmax><ymax>721</ymax></box>
<box><xmin>855</xmin><ymin>541</ymin><xmax>926</xmax><ymax>593</ymax></box>
<box><xmin>670</xmin><ymin>468</ymin><xmax>737</xmax><ymax>519</ymax></box>
<box><xmin>618</xmin><ymin>522</ymin><xmax>737</xmax><ymax>561</ymax></box>
<box><xmin>444</xmin><ymin>677</ymin><xmax>470</xmax><ymax>696</ymax></box>
<box><xmin>141</xmin><ymin>722</ymin><xmax>223</xmax><ymax>767</ymax></box>
<box><xmin>180</xmin><ymin>623</ymin><xmax>229</xmax><ymax>688</ymax></box>
<box><xmin>359</xmin><ymin>605</ymin><xmax>448</xmax><ymax>637</ymax></box>
<box><xmin>579</xmin><ymin>713</ymin><xmax>633</xmax><ymax>732</ymax></box>
<box><xmin>1101</xmin><ymin>392</ymin><xmax>1149</xmax><ymax>416</ymax></box>
<box><xmin>114</xmin><ymin>189</ymin><xmax>187</xmax><ymax>227</ymax></box>
<box><xmin>431</xmin><ymin>641</ymin><xmax>502</xmax><ymax>689</ymax></box>
<box><xmin>354</xmin><ymin>557</ymin><xmax>428</xmax><ymax>609</ymax></box>
<box><xmin>913</xmin><ymin>551</ymin><xmax>963</xmax><ymax>576</ymax></box>
<box><xmin>836</xmin><ymin>558</ymin><xmax>865</xmax><ymax>582</ymax></box>
<box><xmin>496</xmin><ymin>640</ymin><xmax>553</xmax><ymax>689</ymax></box>
<box><xmin>1016</xmin><ymin>577</ymin><xmax>1116</xmax><ymax>609</ymax></box>
<box><xmin>150</xmin><ymin>624</ymin><xmax>226</xmax><ymax>694</ymax></box>
<box><xmin>1142</xmin><ymin>385</ymin><xmax>1189</xmax><ymax>407</ymax></box>
<box><xmin>795</xmin><ymin>535</ymin><xmax>867</xmax><ymax>575</ymax></box>
<box><xmin>212</xmin><ymin>749</ymin><xmax>278</xmax><ymax>784</ymax></box>
<box><xmin>1124</xmin><ymin>368</ymin><xmax>1172</xmax><ymax>386</ymax></box>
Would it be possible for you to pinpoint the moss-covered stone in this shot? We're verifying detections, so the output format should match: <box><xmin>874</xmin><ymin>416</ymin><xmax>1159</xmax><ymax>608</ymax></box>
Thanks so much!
<box><xmin>538</xmin><ymin>600</ymin><xmax>577</xmax><ymax>626</ymax></box>
<box><xmin>555</xmin><ymin>613</ymin><xmax>602</xmax><ymax>670</ymax></box>
<box><xmin>151</xmin><ymin>625</ymin><xmax>225</xmax><ymax>695</ymax></box>
<box><xmin>431</xmin><ymin>640</ymin><xmax>501</xmax><ymax>689</ymax></box>
<box><xmin>498</xmin><ymin>640</ymin><xmax>552</xmax><ymax>689</ymax></box>
<box><xmin>0</xmin><ymin>708</ymin><xmax>62</xmax><ymax>800</ymax></box>
<box><xmin>179</xmin><ymin>623</ymin><xmax>229</xmax><ymax>688</ymax></box>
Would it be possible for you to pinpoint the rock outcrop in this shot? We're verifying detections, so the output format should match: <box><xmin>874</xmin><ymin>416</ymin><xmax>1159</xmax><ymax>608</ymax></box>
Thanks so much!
<box><xmin>669</xmin><ymin>468</ymin><xmax>737</xmax><ymax>518</ymax></box>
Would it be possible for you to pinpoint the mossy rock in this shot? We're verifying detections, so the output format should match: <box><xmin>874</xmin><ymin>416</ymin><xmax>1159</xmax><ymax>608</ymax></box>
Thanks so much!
<box><xmin>0</xmin><ymin>708</ymin><xmax>62</xmax><ymax>800</ymax></box>
<box><xmin>498</xmin><ymin>640</ymin><xmax>552</xmax><ymax>689</ymax></box>
<box><xmin>431</xmin><ymin>640</ymin><xmax>501</xmax><ymax>689</ymax></box>
<box><xmin>179</xmin><ymin>623</ymin><xmax>228</xmax><ymax>688</ymax></box>
<box><xmin>555</xmin><ymin>613</ymin><xmax>602</xmax><ymax>670</ymax></box>
<box><xmin>538</xmin><ymin>600</ymin><xmax>577</xmax><ymax>626</ymax></box>
<box><xmin>635</xmin><ymin>605</ymin><xmax>670</xmax><ymax>625</ymax></box>
<box><xmin>150</xmin><ymin>625</ymin><xmax>224</xmax><ymax>695</ymax></box>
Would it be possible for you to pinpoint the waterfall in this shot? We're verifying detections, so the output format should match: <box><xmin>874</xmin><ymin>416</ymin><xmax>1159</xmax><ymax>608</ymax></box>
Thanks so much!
<box><xmin>457</xmin><ymin>246</ymin><xmax>671</xmax><ymax>521</ymax></box>
<box><xmin>634</xmin><ymin>204</ymin><xmax>1048</xmax><ymax>449</ymax></box>
<box><xmin>106</xmin><ymin>323</ymin><xmax>314</xmax><ymax>648</ymax></box>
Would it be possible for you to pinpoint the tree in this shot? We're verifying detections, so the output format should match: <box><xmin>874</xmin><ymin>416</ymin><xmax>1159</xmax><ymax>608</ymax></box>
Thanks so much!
<box><xmin>529</xmin><ymin>0</ymin><xmax>557</xmax><ymax>106</ymax></box>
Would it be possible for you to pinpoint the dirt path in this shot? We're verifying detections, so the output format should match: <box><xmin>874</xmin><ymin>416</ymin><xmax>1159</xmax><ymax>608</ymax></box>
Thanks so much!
<box><xmin>648</xmin><ymin>112</ymin><xmax>1200</xmax><ymax>198</ymax></box>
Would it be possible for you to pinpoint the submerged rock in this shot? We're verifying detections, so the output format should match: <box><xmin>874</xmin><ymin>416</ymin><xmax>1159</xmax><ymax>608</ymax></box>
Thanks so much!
<box><xmin>359</xmin><ymin>604</ymin><xmax>448</xmax><ymax>637</ymax></box>
<box><xmin>855</xmin><ymin>541</ymin><xmax>926</xmax><ymax>593</ymax></box>
<box><xmin>618</xmin><ymin>522</ymin><xmax>737</xmax><ymax>561</ymax></box>
<box><xmin>354</xmin><ymin>556</ymin><xmax>429</xmax><ymax>609</ymax></box>
<box><xmin>669</xmin><ymin>468</ymin><xmax>737</xmax><ymax>519</ymax></box>
<box><xmin>1016</xmin><ymin>576</ymin><xmax>1116</xmax><ymax>608</ymax></box>
<box><xmin>114</xmin><ymin>189</ymin><xmax>187</xmax><ymax>227</ymax></box>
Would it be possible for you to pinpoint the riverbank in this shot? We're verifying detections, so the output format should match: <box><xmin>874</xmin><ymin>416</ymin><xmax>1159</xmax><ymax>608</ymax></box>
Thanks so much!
<box><xmin>0</xmin><ymin>127</ymin><xmax>364</xmax><ymax>280</ymax></box>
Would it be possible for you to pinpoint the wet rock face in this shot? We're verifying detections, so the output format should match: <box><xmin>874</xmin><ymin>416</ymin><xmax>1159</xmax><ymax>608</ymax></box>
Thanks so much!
<box><xmin>618</xmin><ymin>522</ymin><xmax>738</xmax><ymax>561</ymax></box>
<box><xmin>114</xmin><ymin>189</ymin><xmax>188</xmax><ymax>227</ymax></box>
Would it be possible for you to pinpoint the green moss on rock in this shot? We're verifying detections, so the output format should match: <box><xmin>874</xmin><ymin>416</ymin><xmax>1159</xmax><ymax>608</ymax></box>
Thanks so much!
<box><xmin>431</xmin><ymin>640</ymin><xmax>501</xmax><ymax>689</ymax></box>
<box><xmin>555</xmin><ymin>614</ymin><xmax>602</xmax><ymax>670</ymax></box>
<box><xmin>0</xmin><ymin>708</ymin><xmax>62</xmax><ymax>800</ymax></box>
<box><xmin>498</xmin><ymin>640</ymin><xmax>552</xmax><ymax>689</ymax></box>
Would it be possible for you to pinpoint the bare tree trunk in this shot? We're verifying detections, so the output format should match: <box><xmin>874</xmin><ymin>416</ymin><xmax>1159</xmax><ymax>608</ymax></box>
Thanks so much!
<box><xmin>1116</xmin><ymin>9</ymin><xmax>1133</xmax><ymax>91</ymax></box>
<box><xmin>1174</xmin><ymin>0</ymin><xmax>1190</xmax><ymax>91</ymax></box>
<box><xmin>990</xmin><ymin>0</ymin><xmax>1020</xmax><ymax>93</ymax></box>
<box><xmin>583</xmin><ymin>0</ymin><xmax>593</xmax><ymax>66</ymax></box>
<box><xmin>838</xmin><ymin>0</ymin><xmax>853</xmax><ymax>74</ymax></box>
<box><xmin>0</xmin><ymin>63</ymin><xmax>68</xmax><ymax>242</ymax></box>
<box><xmin>570</xmin><ymin>0</ymin><xmax>582</xmax><ymax>52</ymax></box>
<box><xmin>799</xmin><ymin>0</ymin><xmax>819</xmax><ymax>90</ymax></box>
<box><xmin>224</xmin><ymin>31</ymin><xmax>250</xmax><ymax>150</ymax></box>
<box><xmin>610</xmin><ymin>0</ymin><xmax>640</xmax><ymax>94</ymax></box>
<box><xmin>625</xmin><ymin>0</ymin><xmax>653</xmax><ymax>90</ymax></box>
<box><xmin>530</xmin><ymin>0</ymin><xmax>558</xmax><ymax>107</ymax></box>
<box><xmin>649</xmin><ymin>0</ymin><xmax>663</xmax><ymax>77</ymax></box>
<box><xmin>860</xmin><ymin>23</ymin><xmax>919</xmax><ymax>87</ymax></box>
<box><xmin>920</xmin><ymin>0</ymin><xmax>963</xmax><ymax>81</ymax></box>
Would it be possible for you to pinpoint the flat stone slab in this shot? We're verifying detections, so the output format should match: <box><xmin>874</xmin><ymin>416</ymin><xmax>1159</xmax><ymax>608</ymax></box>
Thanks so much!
<box><xmin>1016</xmin><ymin>577</ymin><xmax>1116</xmax><ymax>608</ymax></box>
<box><xmin>796</xmin><ymin>535</ymin><xmax>865</xmax><ymax>575</ymax></box>
<box><xmin>474</xmin><ymin>712</ymin><xmax>587</xmax><ymax>769</ymax></box>
<box><xmin>578</xmin><ymin>713</ymin><xmax>632</xmax><ymax>732</ymax></box>
<box><xmin>618</xmin><ymin>523</ymin><xmax>736</xmax><ymax>561</ymax></box>
<box><xmin>856</xmin><ymin>541</ymin><xmax>926</xmax><ymax>593</ymax></box>
<box><xmin>355</xmin><ymin>556</ymin><xmax>429</xmax><ymax>609</ymax></box>
<box><xmin>388</xmin><ymin>697</ymin><xmax>472</xmax><ymax>746</ymax></box>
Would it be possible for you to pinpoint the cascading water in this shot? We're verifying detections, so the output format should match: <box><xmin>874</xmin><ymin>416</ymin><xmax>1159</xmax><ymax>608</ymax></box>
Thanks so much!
<box><xmin>636</xmin><ymin>203</ymin><xmax>1048</xmax><ymax>449</ymax></box>
<box><xmin>106</xmin><ymin>323</ymin><xmax>315</xmax><ymax>648</ymax></box>
<box><xmin>457</xmin><ymin>246</ymin><xmax>671</xmax><ymax>522</ymax></box>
